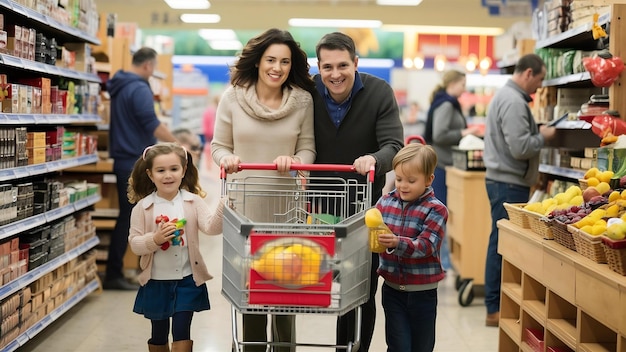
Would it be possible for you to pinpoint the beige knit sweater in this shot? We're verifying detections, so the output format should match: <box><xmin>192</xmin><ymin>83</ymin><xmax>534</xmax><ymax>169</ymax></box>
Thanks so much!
<box><xmin>211</xmin><ymin>84</ymin><xmax>315</xmax><ymax>222</ymax></box>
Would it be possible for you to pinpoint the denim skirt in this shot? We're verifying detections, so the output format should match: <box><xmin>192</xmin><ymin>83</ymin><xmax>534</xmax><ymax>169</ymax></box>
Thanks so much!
<box><xmin>133</xmin><ymin>274</ymin><xmax>210</xmax><ymax>320</ymax></box>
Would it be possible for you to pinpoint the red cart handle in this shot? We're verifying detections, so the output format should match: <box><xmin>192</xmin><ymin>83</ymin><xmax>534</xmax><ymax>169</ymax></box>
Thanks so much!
<box><xmin>405</xmin><ymin>135</ymin><xmax>426</xmax><ymax>145</ymax></box>
<box><xmin>221</xmin><ymin>163</ymin><xmax>375</xmax><ymax>183</ymax></box>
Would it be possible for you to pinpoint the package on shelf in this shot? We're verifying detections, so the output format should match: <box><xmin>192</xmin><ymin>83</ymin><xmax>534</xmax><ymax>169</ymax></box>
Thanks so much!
<box><xmin>0</xmin><ymin>14</ymin><xmax>6</xmax><ymax>52</ymax></box>
<box><xmin>596</xmin><ymin>147</ymin><xmax>626</xmax><ymax>172</ymax></box>
<box><xmin>0</xmin><ymin>184</ymin><xmax>17</xmax><ymax>226</ymax></box>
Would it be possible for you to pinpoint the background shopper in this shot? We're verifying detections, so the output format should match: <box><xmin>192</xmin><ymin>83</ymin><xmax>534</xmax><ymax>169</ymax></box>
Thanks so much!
<box><xmin>424</xmin><ymin>69</ymin><xmax>482</xmax><ymax>270</ymax></box>
<box><xmin>106</xmin><ymin>47</ymin><xmax>178</xmax><ymax>290</ymax></box>
<box><xmin>482</xmin><ymin>53</ymin><xmax>556</xmax><ymax>327</ymax></box>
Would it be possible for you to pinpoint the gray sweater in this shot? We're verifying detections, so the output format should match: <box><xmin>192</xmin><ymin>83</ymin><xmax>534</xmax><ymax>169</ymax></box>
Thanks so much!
<box><xmin>431</xmin><ymin>101</ymin><xmax>465</xmax><ymax>168</ymax></box>
<box><xmin>483</xmin><ymin>79</ymin><xmax>544</xmax><ymax>187</ymax></box>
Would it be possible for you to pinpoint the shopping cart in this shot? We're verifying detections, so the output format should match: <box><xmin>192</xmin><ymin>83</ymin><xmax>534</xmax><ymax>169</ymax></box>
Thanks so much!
<box><xmin>221</xmin><ymin>163</ymin><xmax>373</xmax><ymax>352</ymax></box>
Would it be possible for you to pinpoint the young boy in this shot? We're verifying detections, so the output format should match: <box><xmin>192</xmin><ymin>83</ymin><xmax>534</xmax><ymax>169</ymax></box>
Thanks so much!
<box><xmin>375</xmin><ymin>143</ymin><xmax>448</xmax><ymax>352</ymax></box>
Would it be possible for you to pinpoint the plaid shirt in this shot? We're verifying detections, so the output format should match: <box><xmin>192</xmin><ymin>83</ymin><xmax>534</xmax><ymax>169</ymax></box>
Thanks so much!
<box><xmin>376</xmin><ymin>187</ymin><xmax>448</xmax><ymax>286</ymax></box>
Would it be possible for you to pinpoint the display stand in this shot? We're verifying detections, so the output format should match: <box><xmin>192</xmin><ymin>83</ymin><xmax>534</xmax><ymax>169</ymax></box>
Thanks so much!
<box><xmin>445</xmin><ymin>167</ymin><xmax>491</xmax><ymax>306</ymax></box>
<box><xmin>498</xmin><ymin>219</ymin><xmax>626</xmax><ymax>351</ymax></box>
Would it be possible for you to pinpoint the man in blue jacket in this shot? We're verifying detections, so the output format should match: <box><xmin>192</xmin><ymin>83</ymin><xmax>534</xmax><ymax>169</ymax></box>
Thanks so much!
<box><xmin>105</xmin><ymin>47</ymin><xmax>178</xmax><ymax>290</ymax></box>
<box><xmin>311</xmin><ymin>32</ymin><xmax>404</xmax><ymax>352</ymax></box>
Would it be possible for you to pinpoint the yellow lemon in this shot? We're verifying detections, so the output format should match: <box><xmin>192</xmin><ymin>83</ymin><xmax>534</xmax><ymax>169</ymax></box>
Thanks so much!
<box><xmin>607</xmin><ymin>204</ymin><xmax>620</xmax><ymax>218</ymax></box>
<box><xmin>566</xmin><ymin>185</ymin><xmax>582</xmax><ymax>196</ymax></box>
<box><xmin>584</xmin><ymin>167</ymin><xmax>600</xmax><ymax>179</ymax></box>
<box><xmin>621</xmin><ymin>189</ymin><xmax>626</xmax><ymax>200</ymax></box>
<box><xmin>580</xmin><ymin>225</ymin><xmax>594</xmax><ymax>234</ymax></box>
<box><xmin>586</xmin><ymin>177</ymin><xmax>600</xmax><ymax>187</ymax></box>
<box><xmin>569</xmin><ymin>195</ymin><xmax>584</xmax><ymax>206</ymax></box>
<box><xmin>365</xmin><ymin>208</ymin><xmax>384</xmax><ymax>227</ymax></box>
<box><xmin>595</xmin><ymin>181</ymin><xmax>611</xmax><ymax>195</ymax></box>
<box><xmin>609</xmin><ymin>191</ymin><xmax>622</xmax><ymax>203</ymax></box>
<box><xmin>598</xmin><ymin>170</ymin><xmax>615</xmax><ymax>183</ymax></box>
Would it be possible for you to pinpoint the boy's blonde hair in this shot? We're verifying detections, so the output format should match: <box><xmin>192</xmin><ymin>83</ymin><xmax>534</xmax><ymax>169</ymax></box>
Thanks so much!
<box><xmin>392</xmin><ymin>143</ymin><xmax>437</xmax><ymax>177</ymax></box>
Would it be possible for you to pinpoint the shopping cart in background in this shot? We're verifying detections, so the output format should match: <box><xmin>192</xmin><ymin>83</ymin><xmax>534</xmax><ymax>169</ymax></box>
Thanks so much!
<box><xmin>221</xmin><ymin>163</ymin><xmax>374</xmax><ymax>352</ymax></box>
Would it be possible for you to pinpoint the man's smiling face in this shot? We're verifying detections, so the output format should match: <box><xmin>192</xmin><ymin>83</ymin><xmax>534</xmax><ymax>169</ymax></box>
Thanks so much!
<box><xmin>317</xmin><ymin>48</ymin><xmax>358</xmax><ymax>103</ymax></box>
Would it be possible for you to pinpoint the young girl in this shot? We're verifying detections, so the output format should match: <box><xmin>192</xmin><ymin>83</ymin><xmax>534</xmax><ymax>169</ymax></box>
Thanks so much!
<box><xmin>127</xmin><ymin>142</ymin><xmax>224</xmax><ymax>352</ymax></box>
<box><xmin>375</xmin><ymin>143</ymin><xmax>448</xmax><ymax>352</ymax></box>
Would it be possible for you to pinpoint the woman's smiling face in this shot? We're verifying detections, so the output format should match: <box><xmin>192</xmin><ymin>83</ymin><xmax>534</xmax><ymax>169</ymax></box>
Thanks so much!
<box><xmin>256</xmin><ymin>43</ymin><xmax>292</xmax><ymax>91</ymax></box>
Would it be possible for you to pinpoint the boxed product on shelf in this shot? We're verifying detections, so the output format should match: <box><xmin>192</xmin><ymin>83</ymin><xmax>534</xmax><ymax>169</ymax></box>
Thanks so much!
<box><xmin>451</xmin><ymin>147</ymin><xmax>485</xmax><ymax>171</ymax></box>
<box><xmin>1</xmin><ymin>83</ymin><xmax>18</xmax><ymax>113</ymax></box>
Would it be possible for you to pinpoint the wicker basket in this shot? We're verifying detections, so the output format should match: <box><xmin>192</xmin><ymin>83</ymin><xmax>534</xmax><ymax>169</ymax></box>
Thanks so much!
<box><xmin>504</xmin><ymin>203</ymin><xmax>530</xmax><ymax>229</ymax></box>
<box><xmin>601</xmin><ymin>236</ymin><xmax>626</xmax><ymax>275</ymax></box>
<box><xmin>551</xmin><ymin>220</ymin><xmax>577</xmax><ymax>251</ymax></box>
<box><xmin>568</xmin><ymin>225</ymin><xmax>607</xmax><ymax>263</ymax></box>
<box><xmin>525</xmin><ymin>210</ymin><xmax>553</xmax><ymax>239</ymax></box>
<box><xmin>578</xmin><ymin>178</ymin><xmax>588</xmax><ymax>191</ymax></box>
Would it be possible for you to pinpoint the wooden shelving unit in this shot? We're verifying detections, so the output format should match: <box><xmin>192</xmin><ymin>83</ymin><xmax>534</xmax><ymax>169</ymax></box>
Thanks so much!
<box><xmin>445</xmin><ymin>167</ymin><xmax>491</xmax><ymax>306</ymax></box>
<box><xmin>498</xmin><ymin>219</ymin><xmax>626</xmax><ymax>351</ymax></box>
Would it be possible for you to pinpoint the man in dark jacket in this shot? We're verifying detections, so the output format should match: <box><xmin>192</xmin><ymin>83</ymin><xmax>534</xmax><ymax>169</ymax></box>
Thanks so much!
<box><xmin>311</xmin><ymin>32</ymin><xmax>404</xmax><ymax>352</ymax></box>
<box><xmin>105</xmin><ymin>47</ymin><xmax>177</xmax><ymax>290</ymax></box>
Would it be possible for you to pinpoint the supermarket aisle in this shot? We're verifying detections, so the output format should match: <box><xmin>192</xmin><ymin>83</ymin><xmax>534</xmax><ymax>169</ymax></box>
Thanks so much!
<box><xmin>18</xmin><ymin>162</ymin><xmax>498</xmax><ymax>352</ymax></box>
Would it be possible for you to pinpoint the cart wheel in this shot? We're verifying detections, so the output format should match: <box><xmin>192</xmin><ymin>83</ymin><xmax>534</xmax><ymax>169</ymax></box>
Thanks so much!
<box><xmin>455</xmin><ymin>275</ymin><xmax>463</xmax><ymax>291</ymax></box>
<box><xmin>458</xmin><ymin>279</ymin><xmax>474</xmax><ymax>307</ymax></box>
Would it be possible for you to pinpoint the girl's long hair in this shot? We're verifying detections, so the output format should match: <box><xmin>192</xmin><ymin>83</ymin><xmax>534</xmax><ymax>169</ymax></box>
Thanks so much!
<box><xmin>127</xmin><ymin>143</ymin><xmax>205</xmax><ymax>204</ymax></box>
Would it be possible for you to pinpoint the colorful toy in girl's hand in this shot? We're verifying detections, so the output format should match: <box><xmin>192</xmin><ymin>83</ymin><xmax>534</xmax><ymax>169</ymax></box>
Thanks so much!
<box><xmin>170</xmin><ymin>218</ymin><xmax>187</xmax><ymax>247</ymax></box>
<box><xmin>155</xmin><ymin>215</ymin><xmax>187</xmax><ymax>250</ymax></box>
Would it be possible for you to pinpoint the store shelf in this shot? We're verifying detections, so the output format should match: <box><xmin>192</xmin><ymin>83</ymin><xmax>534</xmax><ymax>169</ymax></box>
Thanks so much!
<box><xmin>538</xmin><ymin>164</ymin><xmax>585</xmax><ymax>180</ymax></box>
<box><xmin>0</xmin><ymin>154</ymin><xmax>98</xmax><ymax>181</ymax></box>
<box><xmin>542</xmin><ymin>72</ymin><xmax>592</xmax><ymax>87</ymax></box>
<box><xmin>0</xmin><ymin>195</ymin><xmax>100</xmax><ymax>241</ymax></box>
<box><xmin>0</xmin><ymin>236</ymin><xmax>98</xmax><ymax>302</ymax></box>
<box><xmin>547</xmin><ymin>318</ymin><xmax>577</xmax><ymax>350</ymax></box>
<box><xmin>0</xmin><ymin>113</ymin><xmax>101</xmax><ymax>125</ymax></box>
<box><xmin>0</xmin><ymin>0</ymin><xmax>100</xmax><ymax>45</ymax></box>
<box><xmin>0</xmin><ymin>54</ymin><xmax>101</xmax><ymax>83</ymax></box>
<box><xmin>536</xmin><ymin>12</ymin><xmax>611</xmax><ymax>49</ymax></box>
<box><xmin>2</xmin><ymin>278</ymin><xmax>100</xmax><ymax>352</ymax></box>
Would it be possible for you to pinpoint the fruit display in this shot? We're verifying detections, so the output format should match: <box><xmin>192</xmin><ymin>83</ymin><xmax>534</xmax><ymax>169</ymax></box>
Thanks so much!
<box><xmin>251</xmin><ymin>240</ymin><xmax>324</xmax><ymax>286</ymax></box>
<box><xmin>522</xmin><ymin>173</ymin><xmax>626</xmax><ymax>239</ymax></box>
<box><xmin>523</xmin><ymin>185</ymin><xmax>586</xmax><ymax>216</ymax></box>
<box><xmin>364</xmin><ymin>208</ymin><xmax>390</xmax><ymax>253</ymax></box>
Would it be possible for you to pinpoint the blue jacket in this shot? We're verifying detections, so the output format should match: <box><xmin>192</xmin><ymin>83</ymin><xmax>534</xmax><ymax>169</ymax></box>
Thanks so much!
<box><xmin>376</xmin><ymin>187</ymin><xmax>447</xmax><ymax>286</ymax></box>
<box><xmin>107</xmin><ymin>70</ymin><xmax>161</xmax><ymax>163</ymax></box>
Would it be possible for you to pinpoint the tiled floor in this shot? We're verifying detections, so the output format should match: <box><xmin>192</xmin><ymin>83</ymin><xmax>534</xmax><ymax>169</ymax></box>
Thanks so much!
<box><xmin>18</xmin><ymin>162</ymin><xmax>499</xmax><ymax>352</ymax></box>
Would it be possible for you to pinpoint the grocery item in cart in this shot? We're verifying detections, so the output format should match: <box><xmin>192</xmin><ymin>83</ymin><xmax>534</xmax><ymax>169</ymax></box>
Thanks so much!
<box><xmin>364</xmin><ymin>208</ymin><xmax>389</xmax><ymax>253</ymax></box>
<box><xmin>251</xmin><ymin>239</ymin><xmax>326</xmax><ymax>286</ymax></box>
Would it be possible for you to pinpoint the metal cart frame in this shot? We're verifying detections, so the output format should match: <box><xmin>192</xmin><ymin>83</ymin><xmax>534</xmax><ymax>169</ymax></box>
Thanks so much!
<box><xmin>221</xmin><ymin>163</ymin><xmax>374</xmax><ymax>352</ymax></box>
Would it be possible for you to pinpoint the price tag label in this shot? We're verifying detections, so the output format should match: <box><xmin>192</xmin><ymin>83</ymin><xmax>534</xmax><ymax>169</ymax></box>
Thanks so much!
<box><xmin>26</xmin><ymin>164</ymin><xmax>47</xmax><ymax>176</ymax></box>
<box><xmin>5</xmin><ymin>114</ymin><xmax>20</xmax><ymax>123</ymax></box>
<box><xmin>33</xmin><ymin>114</ymin><xmax>47</xmax><ymax>124</ymax></box>
<box><xmin>1</xmin><ymin>54</ymin><xmax>23</xmax><ymax>68</ymax></box>
<box><xmin>0</xmin><ymin>169</ymin><xmax>14</xmax><ymax>181</ymax></box>
<box><xmin>11</xmin><ymin>3</ymin><xmax>26</xmax><ymax>16</ymax></box>
<box><xmin>46</xmin><ymin>207</ymin><xmax>65</xmax><ymax>221</ymax></box>
<box><xmin>28</xmin><ymin>9</ymin><xmax>47</xmax><ymax>24</ymax></box>
<box><xmin>21</xmin><ymin>114</ymin><xmax>35</xmax><ymax>124</ymax></box>
<box><xmin>13</xmin><ymin>167</ymin><xmax>29</xmax><ymax>179</ymax></box>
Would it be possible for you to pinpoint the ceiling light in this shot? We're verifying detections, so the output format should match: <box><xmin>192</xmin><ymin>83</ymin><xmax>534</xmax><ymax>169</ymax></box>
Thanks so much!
<box><xmin>376</xmin><ymin>0</ymin><xmax>423</xmax><ymax>5</ymax></box>
<box><xmin>382</xmin><ymin>24</ymin><xmax>505</xmax><ymax>36</ymax></box>
<box><xmin>164</xmin><ymin>0</ymin><xmax>210</xmax><ymax>9</ymax></box>
<box><xmin>180</xmin><ymin>14</ymin><xmax>221</xmax><ymax>24</ymax></box>
<box><xmin>288</xmin><ymin>18</ymin><xmax>382</xmax><ymax>28</ymax></box>
<box><xmin>209</xmin><ymin>40</ymin><xmax>243</xmax><ymax>51</ymax></box>
<box><xmin>198</xmin><ymin>29</ymin><xmax>237</xmax><ymax>41</ymax></box>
